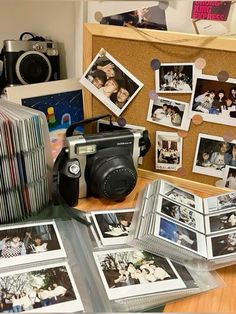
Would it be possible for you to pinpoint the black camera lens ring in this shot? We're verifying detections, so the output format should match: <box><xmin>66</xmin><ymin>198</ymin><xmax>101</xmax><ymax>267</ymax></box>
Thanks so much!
<box><xmin>15</xmin><ymin>51</ymin><xmax>52</xmax><ymax>84</ymax></box>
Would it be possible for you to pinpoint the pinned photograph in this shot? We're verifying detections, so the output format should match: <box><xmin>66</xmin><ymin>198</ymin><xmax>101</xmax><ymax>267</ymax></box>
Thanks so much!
<box><xmin>0</xmin><ymin>222</ymin><xmax>66</xmax><ymax>268</ymax></box>
<box><xmin>189</xmin><ymin>74</ymin><xmax>236</xmax><ymax>126</ymax></box>
<box><xmin>207</xmin><ymin>231</ymin><xmax>236</xmax><ymax>259</ymax></box>
<box><xmin>156</xmin><ymin>216</ymin><xmax>207</xmax><ymax>256</ymax></box>
<box><xmin>91</xmin><ymin>209</ymin><xmax>135</xmax><ymax>246</ymax></box>
<box><xmin>204</xmin><ymin>191</ymin><xmax>236</xmax><ymax>213</ymax></box>
<box><xmin>156</xmin><ymin>196</ymin><xmax>205</xmax><ymax>233</ymax></box>
<box><xmin>205</xmin><ymin>209</ymin><xmax>236</xmax><ymax>234</ymax></box>
<box><xmin>159</xmin><ymin>180</ymin><xmax>203</xmax><ymax>212</ymax></box>
<box><xmin>80</xmin><ymin>49</ymin><xmax>143</xmax><ymax>116</ymax></box>
<box><xmin>193</xmin><ymin>133</ymin><xmax>236</xmax><ymax>178</ymax></box>
<box><xmin>100</xmin><ymin>5</ymin><xmax>167</xmax><ymax>30</ymax></box>
<box><xmin>0</xmin><ymin>262</ymin><xmax>84</xmax><ymax>313</ymax></box>
<box><xmin>222</xmin><ymin>165</ymin><xmax>236</xmax><ymax>189</ymax></box>
<box><xmin>147</xmin><ymin>96</ymin><xmax>190</xmax><ymax>131</ymax></box>
<box><xmin>93</xmin><ymin>247</ymin><xmax>186</xmax><ymax>300</ymax></box>
<box><xmin>156</xmin><ymin>131</ymin><xmax>183</xmax><ymax>171</ymax></box>
<box><xmin>155</xmin><ymin>63</ymin><xmax>194</xmax><ymax>93</ymax></box>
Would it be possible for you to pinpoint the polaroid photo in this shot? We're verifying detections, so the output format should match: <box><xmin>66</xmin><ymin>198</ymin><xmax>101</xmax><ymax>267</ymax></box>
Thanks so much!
<box><xmin>0</xmin><ymin>221</ymin><xmax>66</xmax><ymax>268</ymax></box>
<box><xmin>155</xmin><ymin>216</ymin><xmax>207</xmax><ymax>257</ymax></box>
<box><xmin>159</xmin><ymin>180</ymin><xmax>203</xmax><ymax>213</ymax></box>
<box><xmin>204</xmin><ymin>191</ymin><xmax>236</xmax><ymax>214</ymax></box>
<box><xmin>192</xmin><ymin>133</ymin><xmax>236</xmax><ymax>178</ymax></box>
<box><xmin>189</xmin><ymin>74</ymin><xmax>236</xmax><ymax>127</ymax></box>
<box><xmin>147</xmin><ymin>96</ymin><xmax>190</xmax><ymax>131</ymax></box>
<box><xmin>155</xmin><ymin>63</ymin><xmax>194</xmax><ymax>94</ymax></box>
<box><xmin>93</xmin><ymin>247</ymin><xmax>186</xmax><ymax>300</ymax></box>
<box><xmin>91</xmin><ymin>209</ymin><xmax>135</xmax><ymax>246</ymax></box>
<box><xmin>5</xmin><ymin>79</ymin><xmax>84</xmax><ymax>160</ymax></box>
<box><xmin>100</xmin><ymin>5</ymin><xmax>167</xmax><ymax>31</ymax></box>
<box><xmin>97</xmin><ymin>118</ymin><xmax>145</xmax><ymax>164</ymax></box>
<box><xmin>222</xmin><ymin>165</ymin><xmax>236</xmax><ymax>189</ymax></box>
<box><xmin>205</xmin><ymin>208</ymin><xmax>236</xmax><ymax>235</ymax></box>
<box><xmin>80</xmin><ymin>49</ymin><xmax>143</xmax><ymax>117</ymax></box>
<box><xmin>0</xmin><ymin>261</ymin><xmax>84</xmax><ymax>313</ymax></box>
<box><xmin>207</xmin><ymin>230</ymin><xmax>236</xmax><ymax>259</ymax></box>
<box><xmin>156</xmin><ymin>131</ymin><xmax>183</xmax><ymax>171</ymax></box>
<box><xmin>156</xmin><ymin>195</ymin><xmax>205</xmax><ymax>233</ymax></box>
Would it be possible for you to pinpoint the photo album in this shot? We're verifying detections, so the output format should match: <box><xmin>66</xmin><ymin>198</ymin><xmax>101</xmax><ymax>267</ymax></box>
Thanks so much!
<box><xmin>0</xmin><ymin>220</ymin><xmax>84</xmax><ymax>313</ymax></box>
<box><xmin>129</xmin><ymin>179</ymin><xmax>236</xmax><ymax>270</ymax></box>
<box><xmin>72</xmin><ymin>208</ymin><xmax>223</xmax><ymax>312</ymax></box>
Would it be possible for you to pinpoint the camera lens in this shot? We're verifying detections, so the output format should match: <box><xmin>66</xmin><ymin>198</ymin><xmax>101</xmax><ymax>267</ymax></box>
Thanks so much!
<box><xmin>86</xmin><ymin>148</ymin><xmax>137</xmax><ymax>201</ymax></box>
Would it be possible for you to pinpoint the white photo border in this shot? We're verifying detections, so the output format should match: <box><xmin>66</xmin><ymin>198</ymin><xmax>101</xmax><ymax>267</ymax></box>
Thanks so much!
<box><xmin>80</xmin><ymin>49</ymin><xmax>143</xmax><ymax>117</ymax></box>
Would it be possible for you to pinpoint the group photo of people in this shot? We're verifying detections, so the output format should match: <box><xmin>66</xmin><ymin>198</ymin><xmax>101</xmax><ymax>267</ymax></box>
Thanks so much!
<box><xmin>147</xmin><ymin>97</ymin><xmax>189</xmax><ymax>130</ymax></box>
<box><xmin>160</xmin><ymin>197</ymin><xmax>197</xmax><ymax>229</ymax></box>
<box><xmin>191</xmin><ymin>77</ymin><xmax>236</xmax><ymax>125</ymax></box>
<box><xmin>156</xmin><ymin>132</ymin><xmax>182</xmax><ymax>171</ymax></box>
<box><xmin>81</xmin><ymin>52</ymin><xmax>141</xmax><ymax>115</ymax></box>
<box><xmin>157</xmin><ymin>64</ymin><xmax>193</xmax><ymax>93</ymax></box>
<box><xmin>194</xmin><ymin>134</ymin><xmax>236</xmax><ymax>178</ymax></box>
<box><xmin>209</xmin><ymin>210</ymin><xmax>236</xmax><ymax>233</ymax></box>
<box><xmin>0</xmin><ymin>265</ymin><xmax>77</xmax><ymax>313</ymax></box>
<box><xmin>0</xmin><ymin>223</ymin><xmax>61</xmax><ymax>262</ymax></box>
<box><xmin>96</xmin><ymin>249</ymin><xmax>177</xmax><ymax>290</ymax></box>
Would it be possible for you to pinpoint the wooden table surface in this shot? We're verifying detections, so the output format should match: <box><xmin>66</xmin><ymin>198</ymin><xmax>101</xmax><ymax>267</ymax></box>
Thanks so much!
<box><xmin>74</xmin><ymin>170</ymin><xmax>236</xmax><ymax>313</ymax></box>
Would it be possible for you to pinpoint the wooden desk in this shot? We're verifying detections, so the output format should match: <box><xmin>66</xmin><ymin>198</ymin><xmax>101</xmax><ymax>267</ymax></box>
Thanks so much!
<box><xmin>74</xmin><ymin>169</ymin><xmax>236</xmax><ymax>313</ymax></box>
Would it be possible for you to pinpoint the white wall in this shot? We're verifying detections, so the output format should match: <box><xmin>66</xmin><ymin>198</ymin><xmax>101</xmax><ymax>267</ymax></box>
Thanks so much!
<box><xmin>0</xmin><ymin>0</ymin><xmax>81</xmax><ymax>79</ymax></box>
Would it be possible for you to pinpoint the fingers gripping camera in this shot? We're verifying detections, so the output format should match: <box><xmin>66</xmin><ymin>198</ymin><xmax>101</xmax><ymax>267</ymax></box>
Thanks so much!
<box><xmin>58</xmin><ymin>129</ymin><xmax>151</xmax><ymax>206</ymax></box>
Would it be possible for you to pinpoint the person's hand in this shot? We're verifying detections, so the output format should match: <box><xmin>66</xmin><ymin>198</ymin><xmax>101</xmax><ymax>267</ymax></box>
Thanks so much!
<box><xmin>232</xmin><ymin>145</ymin><xmax>236</xmax><ymax>160</ymax></box>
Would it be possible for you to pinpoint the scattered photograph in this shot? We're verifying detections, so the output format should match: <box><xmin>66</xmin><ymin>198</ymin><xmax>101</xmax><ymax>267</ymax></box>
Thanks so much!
<box><xmin>0</xmin><ymin>222</ymin><xmax>66</xmax><ymax>268</ymax></box>
<box><xmin>5</xmin><ymin>79</ymin><xmax>84</xmax><ymax>160</ymax></box>
<box><xmin>100</xmin><ymin>5</ymin><xmax>167</xmax><ymax>30</ymax></box>
<box><xmin>156</xmin><ymin>131</ymin><xmax>183</xmax><ymax>171</ymax></box>
<box><xmin>223</xmin><ymin>165</ymin><xmax>236</xmax><ymax>189</ymax></box>
<box><xmin>155</xmin><ymin>63</ymin><xmax>194</xmax><ymax>93</ymax></box>
<box><xmin>91</xmin><ymin>209</ymin><xmax>135</xmax><ymax>245</ymax></box>
<box><xmin>189</xmin><ymin>74</ymin><xmax>236</xmax><ymax>126</ymax></box>
<box><xmin>93</xmin><ymin>247</ymin><xmax>186</xmax><ymax>300</ymax></box>
<box><xmin>155</xmin><ymin>216</ymin><xmax>207</xmax><ymax>256</ymax></box>
<box><xmin>147</xmin><ymin>96</ymin><xmax>190</xmax><ymax>131</ymax></box>
<box><xmin>192</xmin><ymin>133</ymin><xmax>236</xmax><ymax>178</ymax></box>
<box><xmin>159</xmin><ymin>180</ymin><xmax>203</xmax><ymax>212</ymax></box>
<box><xmin>0</xmin><ymin>262</ymin><xmax>84</xmax><ymax>313</ymax></box>
<box><xmin>205</xmin><ymin>209</ymin><xmax>236</xmax><ymax>234</ymax></box>
<box><xmin>207</xmin><ymin>231</ymin><xmax>236</xmax><ymax>259</ymax></box>
<box><xmin>80</xmin><ymin>49</ymin><xmax>143</xmax><ymax>116</ymax></box>
<box><xmin>204</xmin><ymin>191</ymin><xmax>236</xmax><ymax>213</ymax></box>
<box><xmin>156</xmin><ymin>196</ymin><xmax>205</xmax><ymax>233</ymax></box>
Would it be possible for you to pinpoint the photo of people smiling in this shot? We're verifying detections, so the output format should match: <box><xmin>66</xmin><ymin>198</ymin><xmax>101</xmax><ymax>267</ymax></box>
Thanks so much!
<box><xmin>80</xmin><ymin>49</ymin><xmax>143</xmax><ymax>116</ymax></box>
<box><xmin>190</xmin><ymin>74</ymin><xmax>236</xmax><ymax>126</ymax></box>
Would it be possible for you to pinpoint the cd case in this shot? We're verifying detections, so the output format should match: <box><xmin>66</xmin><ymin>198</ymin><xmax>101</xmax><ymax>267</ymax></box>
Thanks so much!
<box><xmin>128</xmin><ymin>179</ymin><xmax>236</xmax><ymax>270</ymax></box>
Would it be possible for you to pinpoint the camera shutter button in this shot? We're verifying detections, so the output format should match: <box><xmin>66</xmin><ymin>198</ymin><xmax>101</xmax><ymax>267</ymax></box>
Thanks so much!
<box><xmin>69</xmin><ymin>164</ymin><xmax>80</xmax><ymax>175</ymax></box>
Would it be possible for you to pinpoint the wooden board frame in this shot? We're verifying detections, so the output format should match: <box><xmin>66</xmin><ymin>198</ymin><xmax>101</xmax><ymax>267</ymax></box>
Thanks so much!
<box><xmin>82</xmin><ymin>23</ymin><xmax>236</xmax><ymax>186</ymax></box>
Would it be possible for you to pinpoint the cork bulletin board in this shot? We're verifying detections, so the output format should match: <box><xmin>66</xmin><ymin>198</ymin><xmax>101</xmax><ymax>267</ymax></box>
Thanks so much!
<box><xmin>82</xmin><ymin>23</ymin><xmax>236</xmax><ymax>187</ymax></box>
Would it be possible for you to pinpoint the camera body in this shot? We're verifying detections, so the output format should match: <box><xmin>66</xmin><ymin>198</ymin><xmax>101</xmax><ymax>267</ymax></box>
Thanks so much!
<box><xmin>3</xmin><ymin>39</ymin><xmax>60</xmax><ymax>86</ymax></box>
<box><xmin>58</xmin><ymin>128</ymin><xmax>150</xmax><ymax>206</ymax></box>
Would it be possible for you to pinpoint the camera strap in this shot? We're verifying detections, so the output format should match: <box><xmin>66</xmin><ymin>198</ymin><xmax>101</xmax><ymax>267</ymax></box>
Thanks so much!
<box><xmin>53</xmin><ymin>147</ymin><xmax>91</xmax><ymax>227</ymax></box>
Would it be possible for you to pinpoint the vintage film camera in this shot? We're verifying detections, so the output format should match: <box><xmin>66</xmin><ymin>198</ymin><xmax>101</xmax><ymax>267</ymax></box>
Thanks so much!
<box><xmin>57</xmin><ymin>118</ymin><xmax>151</xmax><ymax>206</ymax></box>
<box><xmin>3</xmin><ymin>39</ymin><xmax>60</xmax><ymax>86</ymax></box>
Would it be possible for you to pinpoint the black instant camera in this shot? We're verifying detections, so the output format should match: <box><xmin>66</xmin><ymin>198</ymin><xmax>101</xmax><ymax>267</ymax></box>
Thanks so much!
<box><xmin>57</xmin><ymin>116</ymin><xmax>151</xmax><ymax>206</ymax></box>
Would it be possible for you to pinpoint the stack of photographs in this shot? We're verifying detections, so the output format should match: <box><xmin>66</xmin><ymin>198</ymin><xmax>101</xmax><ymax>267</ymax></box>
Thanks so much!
<box><xmin>129</xmin><ymin>179</ymin><xmax>236</xmax><ymax>270</ymax></box>
<box><xmin>76</xmin><ymin>209</ymin><xmax>223</xmax><ymax>312</ymax></box>
<box><xmin>0</xmin><ymin>99</ymin><xmax>53</xmax><ymax>223</ymax></box>
<box><xmin>0</xmin><ymin>221</ymin><xmax>84</xmax><ymax>313</ymax></box>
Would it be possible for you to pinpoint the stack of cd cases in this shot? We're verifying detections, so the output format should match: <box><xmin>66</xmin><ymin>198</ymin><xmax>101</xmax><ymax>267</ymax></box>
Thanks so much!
<box><xmin>0</xmin><ymin>98</ymin><xmax>53</xmax><ymax>223</ymax></box>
